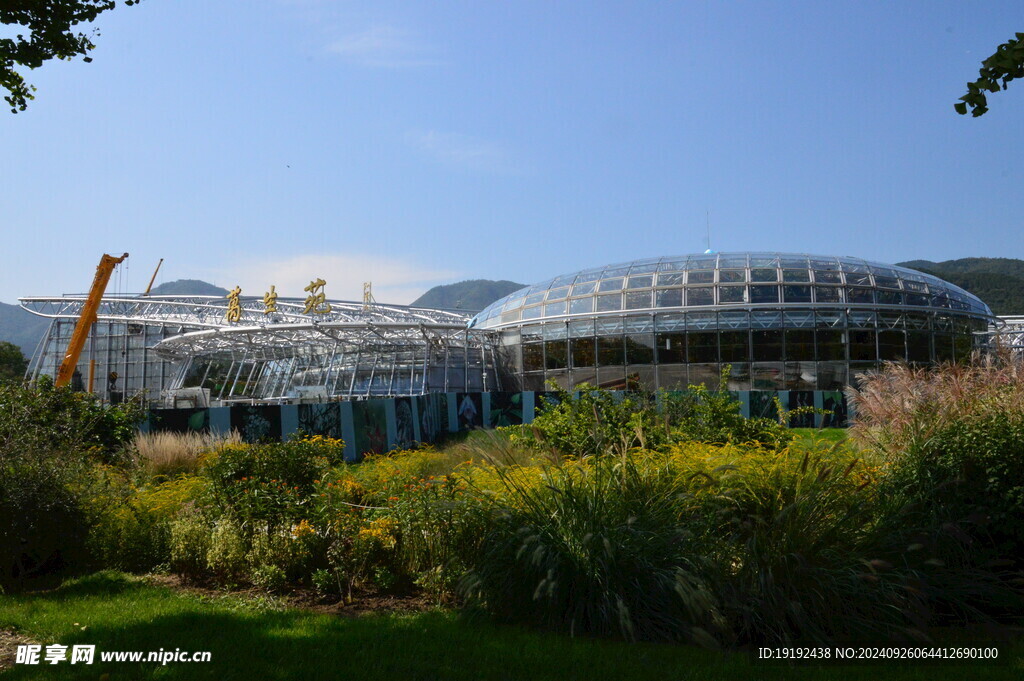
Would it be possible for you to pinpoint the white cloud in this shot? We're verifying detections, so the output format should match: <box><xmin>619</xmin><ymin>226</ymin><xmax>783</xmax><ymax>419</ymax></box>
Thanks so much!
<box><xmin>411</xmin><ymin>130</ymin><xmax>523</xmax><ymax>174</ymax></box>
<box><xmin>209</xmin><ymin>253</ymin><xmax>460</xmax><ymax>306</ymax></box>
<box><xmin>326</xmin><ymin>25</ymin><xmax>441</xmax><ymax>68</ymax></box>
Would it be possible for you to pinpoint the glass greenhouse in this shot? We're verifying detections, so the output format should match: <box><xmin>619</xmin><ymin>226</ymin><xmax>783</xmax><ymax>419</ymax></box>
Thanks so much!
<box><xmin>470</xmin><ymin>252</ymin><xmax>996</xmax><ymax>391</ymax></box>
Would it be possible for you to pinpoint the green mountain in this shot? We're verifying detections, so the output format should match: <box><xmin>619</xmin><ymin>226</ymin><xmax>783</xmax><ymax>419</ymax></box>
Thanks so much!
<box><xmin>149</xmin><ymin>279</ymin><xmax>229</xmax><ymax>296</ymax></box>
<box><xmin>897</xmin><ymin>258</ymin><xmax>1024</xmax><ymax>315</ymax></box>
<box><xmin>411</xmin><ymin>279</ymin><xmax>525</xmax><ymax>312</ymax></box>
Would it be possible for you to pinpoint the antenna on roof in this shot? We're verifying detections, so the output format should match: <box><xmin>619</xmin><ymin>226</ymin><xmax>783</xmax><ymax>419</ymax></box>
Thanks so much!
<box><xmin>704</xmin><ymin>209</ymin><xmax>715</xmax><ymax>254</ymax></box>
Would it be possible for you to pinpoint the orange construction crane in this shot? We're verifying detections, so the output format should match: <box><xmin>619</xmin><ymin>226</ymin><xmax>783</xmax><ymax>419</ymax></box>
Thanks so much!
<box><xmin>55</xmin><ymin>253</ymin><xmax>129</xmax><ymax>389</ymax></box>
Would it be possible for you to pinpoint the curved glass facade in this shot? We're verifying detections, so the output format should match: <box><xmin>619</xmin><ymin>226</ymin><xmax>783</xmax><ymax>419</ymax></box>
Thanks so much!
<box><xmin>471</xmin><ymin>253</ymin><xmax>995</xmax><ymax>391</ymax></box>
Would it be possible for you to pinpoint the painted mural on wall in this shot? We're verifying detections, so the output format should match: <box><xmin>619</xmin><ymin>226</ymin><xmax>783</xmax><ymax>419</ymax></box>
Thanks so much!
<box><xmin>821</xmin><ymin>391</ymin><xmax>848</xmax><ymax>428</ymax></box>
<box><xmin>298</xmin><ymin>403</ymin><xmax>342</xmax><ymax>439</ymax></box>
<box><xmin>489</xmin><ymin>392</ymin><xmax>523</xmax><ymax>427</ymax></box>
<box><xmin>749</xmin><ymin>391</ymin><xmax>777</xmax><ymax>420</ymax></box>
<box><xmin>418</xmin><ymin>395</ymin><xmax>440</xmax><ymax>442</ymax></box>
<box><xmin>151</xmin><ymin>408</ymin><xmax>209</xmax><ymax>433</ymax></box>
<box><xmin>456</xmin><ymin>393</ymin><xmax>482</xmax><ymax>429</ymax></box>
<box><xmin>352</xmin><ymin>400</ymin><xmax>387</xmax><ymax>456</ymax></box>
<box><xmin>788</xmin><ymin>390</ymin><xmax>815</xmax><ymax>428</ymax></box>
<box><xmin>231</xmin><ymin>405</ymin><xmax>282</xmax><ymax>443</ymax></box>
<box><xmin>394</xmin><ymin>397</ymin><xmax>416</xmax><ymax>449</ymax></box>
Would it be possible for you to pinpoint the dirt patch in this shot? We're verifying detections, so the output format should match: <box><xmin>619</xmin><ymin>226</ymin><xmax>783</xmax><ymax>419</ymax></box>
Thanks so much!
<box><xmin>143</xmin><ymin>574</ymin><xmax>439</xmax><ymax>617</ymax></box>
<box><xmin>0</xmin><ymin>627</ymin><xmax>39</xmax><ymax>672</ymax></box>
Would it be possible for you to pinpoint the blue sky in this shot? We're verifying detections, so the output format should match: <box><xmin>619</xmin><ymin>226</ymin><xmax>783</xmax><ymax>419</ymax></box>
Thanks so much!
<box><xmin>2</xmin><ymin>0</ymin><xmax>1023</xmax><ymax>305</ymax></box>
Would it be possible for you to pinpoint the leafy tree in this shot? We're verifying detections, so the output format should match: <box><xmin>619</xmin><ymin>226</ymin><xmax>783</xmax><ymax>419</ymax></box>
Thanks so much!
<box><xmin>0</xmin><ymin>341</ymin><xmax>27</xmax><ymax>383</ymax></box>
<box><xmin>956</xmin><ymin>32</ymin><xmax>1024</xmax><ymax>117</ymax></box>
<box><xmin>1</xmin><ymin>0</ymin><xmax>142</xmax><ymax>113</ymax></box>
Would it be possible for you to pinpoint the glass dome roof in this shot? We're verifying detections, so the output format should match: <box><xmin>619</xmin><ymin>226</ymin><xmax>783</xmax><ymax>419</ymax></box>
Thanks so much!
<box><xmin>470</xmin><ymin>252</ymin><xmax>993</xmax><ymax>329</ymax></box>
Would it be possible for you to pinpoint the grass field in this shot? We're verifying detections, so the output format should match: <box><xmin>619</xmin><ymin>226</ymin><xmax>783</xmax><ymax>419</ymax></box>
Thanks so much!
<box><xmin>1</xmin><ymin>572</ymin><xmax>1021</xmax><ymax>681</ymax></box>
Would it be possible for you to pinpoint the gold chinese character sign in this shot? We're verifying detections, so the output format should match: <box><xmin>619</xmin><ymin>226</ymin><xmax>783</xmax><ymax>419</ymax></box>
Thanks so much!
<box><xmin>263</xmin><ymin>285</ymin><xmax>278</xmax><ymax>314</ymax></box>
<box><xmin>225</xmin><ymin>286</ymin><xmax>242</xmax><ymax>322</ymax></box>
<box><xmin>303</xmin><ymin>278</ymin><xmax>332</xmax><ymax>314</ymax></box>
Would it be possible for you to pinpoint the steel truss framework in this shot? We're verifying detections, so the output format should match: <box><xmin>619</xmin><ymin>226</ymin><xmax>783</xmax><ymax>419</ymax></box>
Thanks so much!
<box><xmin>20</xmin><ymin>295</ymin><xmax>499</xmax><ymax>402</ymax></box>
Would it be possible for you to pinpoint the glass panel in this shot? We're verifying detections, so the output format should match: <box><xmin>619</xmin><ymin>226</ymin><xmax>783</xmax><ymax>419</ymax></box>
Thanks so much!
<box><xmin>782</xmin><ymin>269</ymin><xmax>811</xmax><ymax>282</ymax></box>
<box><xmin>545</xmin><ymin>340</ymin><xmax>568</xmax><ymax>370</ymax></box>
<box><xmin>551</xmin><ymin>273</ymin><xmax>577</xmax><ymax>287</ymax></box>
<box><xmin>570</xmin><ymin>368</ymin><xmax>596</xmax><ymax>389</ymax></box>
<box><xmin>597</xmin><ymin>336</ymin><xmax>625</xmax><ymax>366</ymax></box>
<box><xmin>627</xmin><ymin>275</ymin><xmax>653</xmax><ymax>289</ymax></box>
<box><xmin>543</xmin><ymin>323</ymin><xmax>568</xmax><ymax>340</ymax></box>
<box><xmin>623</xmin><ymin>315</ymin><xmax>654</xmax><ymax>333</ymax></box>
<box><xmin>718</xmin><ymin>255</ymin><xmax>748</xmax><ymax>267</ymax></box>
<box><xmin>810</xmin><ymin>258</ymin><xmax>839</xmax><ymax>270</ymax></box>
<box><xmin>751</xmin><ymin>268</ymin><xmax>778</xmax><ymax>282</ymax></box>
<box><xmin>906</xmin><ymin>293</ymin><xmax>929</xmax><ymax>306</ymax></box>
<box><xmin>841</xmin><ymin>261</ymin><xmax>870</xmax><ymax>273</ymax></box>
<box><xmin>658</xmin><ymin>259</ymin><xmax>687</xmax><ymax>272</ymax></box>
<box><xmin>845</xmin><ymin>272</ymin><xmax>872</xmax><ymax>286</ymax></box>
<box><xmin>602</xmin><ymin>266</ymin><xmax>630</xmax><ymax>277</ymax></box>
<box><xmin>657</xmin><ymin>365</ymin><xmax>688</xmax><ymax>389</ymax></box>
<box><xmin>813</xmin><ymin>270</ymin><xmax>842</xmax><ymax>284</ymax></box>
<box><xmin>849</xmin><ymin>330</ymin><xmax>877</xmax><ymax>361</ymax></box>
<box><xmin>783</xmin><ymin>285</ymin><xmax>812</xmax><ymax>303</ymax></box>
<box><xmin>547</xmin><ymin>286</ymin><xmax>570</xmax><ymax>301</ymax></box>
<box><xmin>655</xmin><ymin>312</ymin><xmax>686</xmax><ymax>332</ymax></box>
<box><xmin>907</xmin><ymin>330</ymin><xmax>930</xmax><ymax>362</ymax></box>
<box><xmin>687</xmin><ymin>332</ymin><xmax>718</xmax><ymax>363</ymax></box>
<box><xmin>501</xmin><ymin>309</ymin><xmax>522</xmax><ymax>323</ymax></box>
<box><xmin>595</xmin><ymin>294</ymin><xmax>622</xmax><ymax>312</ymax></box>
<box><xmin>522</xmin><ymin>305</ymin><xmax>543</xmax><ymax>320</ymax></box>
<box><xmin>720</xmin><ymin>330</ymin><xmax>749</xmax><ymax>362</ymax></box>
<box><xmin>816</xmin><ymin>329</ymin><xmax>845</xmax><ymax>361</ymax></box>
<box><xmin>688</xmin><ymin>364</ymin><xmax>721</xmax><ymax>389</ymax></box>
<box><xmin>785</xmin><ymin>329</ymin><xmax>815</xmax><ymax>361</ymax></box>
<box><xmin>544</xmin><ymin>301</ymin><xmax>567</xmax><ymax>316</ymax></box>
<box><xmin>752</xmin><ymin>329</ymin><xmax>784</xmax><ymax>361</ymax></box>
<box><xmin>571</xmin><ymin>281</ymin><xmax>597</xmax><ymax>296</ymax></box>
<box><xmin>847</xmin><ymin>287</ymin><xmax>874</xmax><ymax>304</ymax></box>
<box><xmin>814</xmin><ymin>286</ymin><xmax>842</xmax><ymax>303</ymax></box>
<box><xmin>688</xmin><ymin>270</ymin><xmax>715</xmax><ymax>284</ymax></box>
<box><xmin>521</xmin><ymin>324</ymin><xmax>543</xmax><ymax>342</ymax></box>
<box><xmin>751</xmin><ymin>363</ymin><xmax>784</xmax><ymax>389</ymax></box>
<box><xmin>750</xmin><ymin>285</ymin><xmax>780</xmax><ymax>303</ymax></box>
<box><xmin>749</xmin><ymin>255</ymin><xmax>779</xmax><ymax>267</ymax></box>
<box><xmin>656</xmin><ymin>288</ymin><xmax>683</xmax><ymax>307</ymax></box>
<box><xmin>624</xmin><ymin>290</ymin><xmax>652</xmax><ymax>309</ymax></box>
<box><xmin>575</xmin><ymin>270</ymin><xmax>603</xmax><ymax>283</ymax></box>
<box><xmin>525</xmin><ymin>292</ymin><xmax>545</xmax><ymax>306</ymax></box>
<box><xmin>569</xmin><ymin>319</ymin><xmax>594</xmax><ymax>337</ymax></box>
<box><xmin>625</xmin><ymin>334</ymin><xmax>655</xmax><ymax>364</ymax></box>
<box><xmin>874</xmin><ymin>276</ymin><xmax>901</xmax><ymax>290</ymax></box>
<box><xmin>686</xmin><ymin>287</ymin><xmax>714</xmax><ymax>306</ymax></box>
<box><xmin>878</xmin><ymin>290</ymin><xmax>903</xmax><ymax>305</ymax></box>
<box><xmin>718</xmin><ymin>285</ymin><xmax>747</xmax><ymax>304</ymax></box>
<box><xmin>569</xmin><ymin>297</ymin><xmax>594</xmax><ymax>314</ymax></box>
<box><xmin>656</xmin><ymin>332</ymin><xmax>686</xmax><ymax>364</ymax></box>
<box><xmin>817</xmin><ymin>362</ymin><xmax>847</xmax><ymax>390</ymax></box>
<box><xmin>934</xmin><ymin>334</ymin><xmax>954</xmax><ymax>362</ymax></box>
<box><xmin>780</xmin><ymin>256</ymin><xmax>809</xmax><ymax>268</ymax></box>
<box><xmin>719</xmin><ymin>269</ymin><xmax>746</xmax><ymax>283</ymax></box>
<box><xmin>523</xmin><ymin>343</ymin><xmax>544</xmax><ymax>372</ymax></box>
<box><xmin>657</xmin><ymin>272</ymin><xmax>685</xmax><ymax>286</ymax></box>
<box><xmin>629</xmin><ymin>263</ymin><xmax>659</xmax><ymax>274</ymax></box>
<box><xmin>598</xmin><ymin>278</ymin><xmax>624</xmax><ymax>292</ymax></box>
<box><xmin>849</xmin><ymin>310</ymin><xmax>876</xmax><ymax>328</ymax></box>
<box><xmin>878</xmin><ymin>330</ymin><xmax>905</xmax><ymax>361</ymax></box>
<box><xmin>786</xmin><ymin>362</ymin><xmax>817</xmax><ymax>389</ymax></box>
<box><xmin>718</xmin><ymin>310</ymin><xmax>749</xmax><ymax>328</ymax></box>
<box><xmin>570</xmin><ymin>337</ymin><xmax>596</xmax><ymax>367</ymax></box>
<box><xmin>724</xmin><ymin>362</ymin><xmax>750</xmax><ymax>390</ymax></box>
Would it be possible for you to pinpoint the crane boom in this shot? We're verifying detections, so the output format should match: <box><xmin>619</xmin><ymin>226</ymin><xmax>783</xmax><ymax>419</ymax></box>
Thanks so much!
<box><xmin>54</xmin><ymin>252</ymin><xmax>129</xmax><ymax>389</ymax></box>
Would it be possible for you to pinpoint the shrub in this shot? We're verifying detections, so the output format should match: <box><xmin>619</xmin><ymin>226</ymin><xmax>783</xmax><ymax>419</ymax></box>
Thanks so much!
<box><xmin>527</xmin><ymin>384</ymin><xmax>652</xmax><ymax>458</ymax></box>
<box><xmin>460</xmin><ymin>457</ymin><xmax>726</xmax><ymax>644</ymax></box>
<box><xmin>203</xmin><ymin>435</ymin><xmax>345</xmax><ymax>524</ymax></box>
<box><xmin>206</xmin><ymin>516</ymin><xmax>248</xmax><ymax>584</ymax></box>
<box><xmin>851</xmin><ymin>358</ymin><xmax>1024</xmax><ymax>559</ymax></box>
<box><xmin>168</xmin><ymin>508</ymin><xmax>211</xmax><ymax>582</ymax></box>
<box><xmin>251</xmin><ymin>564</ymin><xmax>287</xmax><ymax>592</ymax></box>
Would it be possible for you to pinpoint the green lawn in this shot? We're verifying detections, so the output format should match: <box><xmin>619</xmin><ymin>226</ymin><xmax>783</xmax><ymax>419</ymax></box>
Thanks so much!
<box><xmin>1</xmin><ymin>573</ymin><xmax>1021</xmax><ymax>680</ymax></box>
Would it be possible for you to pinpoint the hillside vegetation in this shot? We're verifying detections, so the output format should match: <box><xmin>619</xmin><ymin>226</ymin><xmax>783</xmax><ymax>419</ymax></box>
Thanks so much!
<box><xmin>898</xmin><ymin>257</ymin><xmax>1024</xmax><ymax>314</ymax></box>
<box><xmin>410</xmin><ymin>279</ymin><xmax>525</xmax><ymax>312</ymax></box>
